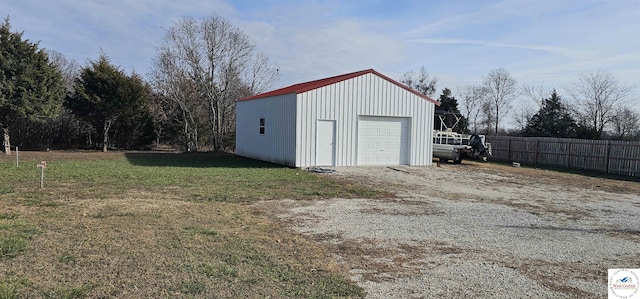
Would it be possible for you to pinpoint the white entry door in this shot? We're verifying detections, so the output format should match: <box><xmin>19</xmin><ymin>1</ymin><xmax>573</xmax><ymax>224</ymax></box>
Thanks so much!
<box><xmin>357</xmin><ymin>116</ymin><xmax>410</xmax><ymax>165</ymax></box>
<box><xmin>316</xmin><ymin>120</ymin><xmax>336</xmax><ymax>166</ymax></box>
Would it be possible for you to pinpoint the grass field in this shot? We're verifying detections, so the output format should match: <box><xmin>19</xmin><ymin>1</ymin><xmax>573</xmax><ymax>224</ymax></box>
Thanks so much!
<box><xmin>0</xmin><ymin>151</ymin><xmax>388</xmax><ymax>298</ymax></box>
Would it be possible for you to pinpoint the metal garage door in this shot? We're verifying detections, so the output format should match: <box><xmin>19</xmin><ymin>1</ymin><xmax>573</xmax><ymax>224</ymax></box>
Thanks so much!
<box><xmin>357</xmin><ymin>116</ymin><xmax>410</xmax><ymax>165</ymax></box>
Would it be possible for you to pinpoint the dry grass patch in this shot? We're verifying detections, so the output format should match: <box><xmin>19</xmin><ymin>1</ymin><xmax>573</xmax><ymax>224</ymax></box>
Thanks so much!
<box><xmin>0</xmin><ymin>151</ymin><xmax>382</xmax><ymax>298</ymax></box>
<box><xmin>3</xmin><ymin>198</ymin><xmax>357</xmax><ymax>297</ymax></box>
<box><xmin>319</xmin><ymin>237</ymin><xmax>470</xmax><ymax>283</ymax></box>
<box><xmin>490</xmin><ymin>254</ymin><xmax>605</xmax><ymax>299</ymax></box>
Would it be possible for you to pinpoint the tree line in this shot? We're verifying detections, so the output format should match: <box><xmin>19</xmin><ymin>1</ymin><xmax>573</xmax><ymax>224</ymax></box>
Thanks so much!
<box><xmin>2</xmin><ymin>13</ymin><xmax>639</xmax><ymax>155</ymax></box>
<box><xmin>1</xmin><ymin>14</ymin><xmax>277</xmax><ymax>153</ymax></box>
<box><xmin>401</xmin><ymin>67</ymin><xmax>639</xmax><ymax>141</ymax></box>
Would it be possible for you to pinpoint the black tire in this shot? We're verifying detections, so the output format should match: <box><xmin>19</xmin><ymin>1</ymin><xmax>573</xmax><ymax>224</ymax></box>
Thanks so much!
<box><xmin>453</xmin><ymin>157</ymin><xmax>462</xmax><ymax>164</ymax></box>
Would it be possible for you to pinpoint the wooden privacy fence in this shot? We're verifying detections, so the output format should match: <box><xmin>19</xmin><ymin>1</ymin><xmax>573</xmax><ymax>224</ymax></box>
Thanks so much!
<box><xmin>486</xmin><ymin>136</ymin><xmax>640</xmax><ymax>177</ymax></box>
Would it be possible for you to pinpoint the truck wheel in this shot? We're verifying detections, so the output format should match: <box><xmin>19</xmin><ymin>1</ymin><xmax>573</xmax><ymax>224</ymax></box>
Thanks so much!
<box><xmin>453</xmin><ymin>157</ymin><xmax>462</xmax><ymax>164</ymax></box>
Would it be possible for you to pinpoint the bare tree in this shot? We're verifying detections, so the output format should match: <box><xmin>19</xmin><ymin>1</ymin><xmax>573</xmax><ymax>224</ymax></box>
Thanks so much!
<box><xmin>144</xmin><ymin>84</ymin><xmax>175</xmax><ymax>147</ymax></box>
<box><xmin>151</xmin><ymin>14</ymin><xmax>279</xmax><ymax>152</ymax></box>
<box><xmin>512</xmin><ymin>102</ymin><xmax>534</xmax><ymax>132</ymax></box>
<box><xmin>151</xmin><ymin>51</ymin><xmax>201</xmax><ymax>151</ymax></box>
<box><xmin>514</xmin><ymin>83</ymin><xmax>550</xmax><ymax>131</ymax></box>
<box><xmin>566</xmin><ymin>70</ymin><xmax>634</xmax><ymax>139</ymax></box>
<box><xmin>610</xmin><ymin>106</ymin><xmax>640</xmax><ymax>140</ymax></box>
<box><xmin>47</xmin><ymin>50</ymin><xmax>81</xmax><ymax>92</ymax></box>
<box><xmin>457</xmin><ymin>85</ymin><xmax>488</xmax><ymax>133</ymax></box>
<box><xmin>480</xmin><ymin>100</ymin><xmax>495</xmax><ymax>135</ymax></box>
<box><xmin>521</xmin><ymin>82</ymin><xmax>549</xmax><ymax>106</ymax></box>
<box><xmin>483</xmin><ymin>68</ymin><xmax>517</xmax><ymax>135</ymax></box>
<box><xmin>400</xmin><ymin>66</ymin><xmax>439</xmax><ymax>97</ymax></box>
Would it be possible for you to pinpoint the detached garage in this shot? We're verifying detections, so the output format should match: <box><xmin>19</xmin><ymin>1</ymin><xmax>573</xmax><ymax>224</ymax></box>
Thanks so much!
<box><xmin>235</xmin><ymin>69</ymin><xmax>439</xmax><ymax>167</ymax></box>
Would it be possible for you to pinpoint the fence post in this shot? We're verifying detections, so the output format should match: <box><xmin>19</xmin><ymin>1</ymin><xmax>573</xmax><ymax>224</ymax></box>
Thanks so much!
<box><xmin>566</xmin><ymin>141</ymin><xmax>571</xmax><ymax>168</ymax></box>
<box><xmin>507</xmin><ymin>138</ymin><xmax>511</xmax><ymax>161</ymax></box>
<box><xmin>533</xmin><ymin>139</ymin><xmax>539</xmax><ymax>165</ymax></box>
<box><xmin>604</xmin><ymin>140</ymin><xmax>611</xmax><ymax>174</ymax></box>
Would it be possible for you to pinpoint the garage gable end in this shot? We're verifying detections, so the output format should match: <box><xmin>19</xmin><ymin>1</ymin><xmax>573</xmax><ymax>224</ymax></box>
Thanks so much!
<box><xmin>293</xmin><ymin>71</ymin><xmax>436</xmax><ymax>167</ymax></box>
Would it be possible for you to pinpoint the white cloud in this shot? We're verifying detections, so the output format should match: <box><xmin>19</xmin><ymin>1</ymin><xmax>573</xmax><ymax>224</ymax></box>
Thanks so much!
<box><xmin>2</xmin><ymin>0</ymin><xmax>238</xmax><ymax>75</ymax></box>
<box><xmin>410</xmin><ymin>38</ymin><xmax>594</xmax><ymax>60</ymax></box>
<box><xmin>232</xmin><ymin>3</ymin><xmax>407</xmax><ymax>86</ymax></box>
<box><xmin>402</xmin><ymin>0</ymin><xmax>568</xmax><ymax>38</ymax></box>
<box><xmin>1</xmin><ymin>0</ymin><xmax>638</xmax><ymax>98</ymax></box>
<box><xmin>272</xmin><ymin>20</ymin><xmax>405</xmax><ymax>83</ymax></box>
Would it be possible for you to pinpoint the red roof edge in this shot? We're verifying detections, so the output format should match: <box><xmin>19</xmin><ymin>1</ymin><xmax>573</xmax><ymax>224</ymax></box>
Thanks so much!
<box><xmin>238</xmin><ymin>69</ymin><xmax>440</xmax><ymax>105</ymax></box>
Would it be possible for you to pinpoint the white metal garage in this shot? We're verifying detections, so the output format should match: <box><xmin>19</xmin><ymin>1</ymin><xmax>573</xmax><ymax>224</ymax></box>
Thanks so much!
<box><xmin>236</xmin><ymin>69</ymin><xmax>439</xmax><ymax>167</ymax></box>
<box><xmin>357</xmin><ymin>116</ymin><xmax>410</xmax><ymax>165</ymax></box>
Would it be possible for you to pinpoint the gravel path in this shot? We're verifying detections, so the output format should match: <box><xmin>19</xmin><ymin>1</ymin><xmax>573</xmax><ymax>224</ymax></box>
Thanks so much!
<box><xmin>256</xmin><ymin>162</ymin><xmax>640</xmax><ymax>298</ymax></box>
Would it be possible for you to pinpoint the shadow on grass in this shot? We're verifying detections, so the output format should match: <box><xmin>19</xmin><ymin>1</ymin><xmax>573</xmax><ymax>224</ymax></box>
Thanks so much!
<box><xmin>124</xmin><ymin>152</ymin><xmax>285</xmax><ymax>169</ymax></box>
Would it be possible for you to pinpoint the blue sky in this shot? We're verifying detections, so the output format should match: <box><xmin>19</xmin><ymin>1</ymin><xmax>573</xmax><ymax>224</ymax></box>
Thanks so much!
<box><xmin>3</xmin><ymin>0</ymin><xmax>639</xmax><ymax>112</ymax></box>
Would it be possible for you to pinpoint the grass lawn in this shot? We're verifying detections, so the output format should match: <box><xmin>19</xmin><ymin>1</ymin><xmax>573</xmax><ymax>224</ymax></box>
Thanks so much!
<box><xmin>0</xmin><ymin>151</ymin><xmax>388</xmax><ymax>298</ymax></box>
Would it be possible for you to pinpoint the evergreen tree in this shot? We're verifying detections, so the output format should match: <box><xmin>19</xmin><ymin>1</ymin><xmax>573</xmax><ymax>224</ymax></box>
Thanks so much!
<box><xmin>66</xmin><ymin>54</ymin><xmax>150</xmax><ymax>152</ymax></box>
<box><xmin>524</xmin><ymin>90</ymin><xmax>577</xmax><ymax>138</ymax></box>
<box><xmin>435</xmin><ymin>88</ymin><xmax>468</xmax><ymax>132</ymax></box>
<box><xmin>0</xmin><ymin>17</ymin><xmax>65</xmax><ymax>153</ymax></box>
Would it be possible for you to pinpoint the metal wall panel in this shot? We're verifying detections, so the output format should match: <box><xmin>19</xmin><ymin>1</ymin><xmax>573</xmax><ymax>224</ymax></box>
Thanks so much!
<box><xmin>235</xmin><ymin>94</ymin><xmax>297</xmax><ymax>166</ymax></box>
<box><xmin>296</xmin><ymin>73</ymin><xmax>435</xmax><ymax>167</ymax></box>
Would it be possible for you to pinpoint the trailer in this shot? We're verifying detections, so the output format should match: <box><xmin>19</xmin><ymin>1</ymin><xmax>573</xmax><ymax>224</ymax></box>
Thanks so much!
<box><xmin>432</xmin><ymin>143</ymin><xmax>468</xmax><ymax>164</ymax></box>
<box><xmin>433</xmin><ymin>129</ymin><xmax>491</xmax><ymax>163</ymax></box>
<box><xmin>431</xmin><ymin>112</ymin><xmax>491</xmax><ymax>163</ymax></box>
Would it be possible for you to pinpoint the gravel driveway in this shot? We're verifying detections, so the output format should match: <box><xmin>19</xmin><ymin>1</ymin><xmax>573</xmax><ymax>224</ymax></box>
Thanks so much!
<box><xmin>256</xmin><ymin>162</ymin><xmax>640</xmax><ymax>298</ymax></box>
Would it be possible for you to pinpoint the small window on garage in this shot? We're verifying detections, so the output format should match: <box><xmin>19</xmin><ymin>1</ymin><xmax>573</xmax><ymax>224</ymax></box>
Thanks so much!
<box><xmin>259</xmin><ymin>118</ymin><xmax>265</xmax><ymax>135</ymax></box>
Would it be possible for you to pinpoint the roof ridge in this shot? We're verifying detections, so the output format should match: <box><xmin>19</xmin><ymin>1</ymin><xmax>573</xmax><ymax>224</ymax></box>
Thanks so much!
<box><xmin>294</xmin><ymin>69</ymin><xmax>373</xmax><ymax>89</ymax></box>
<box><xmin>238</xmin><ymin>69</ymin><xmax>438</xmax><ymax>105</ymax></box>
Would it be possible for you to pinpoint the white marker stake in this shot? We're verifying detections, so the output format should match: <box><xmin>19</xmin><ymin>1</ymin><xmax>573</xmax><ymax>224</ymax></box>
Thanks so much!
<box><xmin>37</xmin><ymin>161</ymin><xmax>47</xmax><ymax>188</ymax></box>
<box><xmin>15</xmin><ymin>146</ymin><xmax>18</xmax><ymax>167</ymax></box>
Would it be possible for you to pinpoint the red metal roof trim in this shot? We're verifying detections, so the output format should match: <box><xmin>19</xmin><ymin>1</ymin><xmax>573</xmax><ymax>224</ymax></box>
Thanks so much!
<box><xmin>238</xmin><ymin>69</ymin><xmax>440</xmax><ymax>105</ymax></box>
